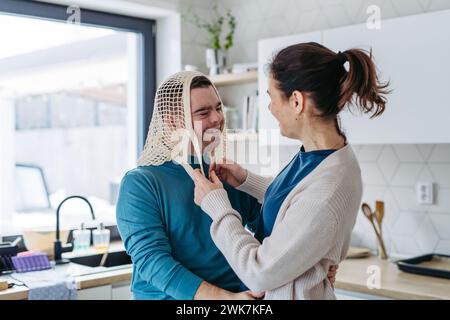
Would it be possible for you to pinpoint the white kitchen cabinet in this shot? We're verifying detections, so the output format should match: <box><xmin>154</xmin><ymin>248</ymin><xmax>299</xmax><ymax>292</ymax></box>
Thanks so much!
<box><xmin>324</xmin><ymin>9</ymin><xmax>450</xmax><ymax>144</ymax></box>
<box><xmin>335</xmin><ymin>288</ymin><xmax>391</xmax><ymax>300</ymax></box>
<box><xmin>111</xmin><ymin>281</ymin><xmax>132</xmax><ymax>300</ymax></box>
<box><xmin>258</xmin><ymin>9</ymin><xmax>450</xmax><ymax>145</ymax></box>
<box><xmin>77</xmin><ymin>285</ymin><xmax>112</xmax><ymax>300</ymax></box>
<box><xmin>76</xmin><ymin>281</ymin><xmax>131</xmax><ymax>300</ymax></box>
<box><xmin>258</xmin><ymin>31</ymin><xmax>322</xmax><ymax>146</ymax></box>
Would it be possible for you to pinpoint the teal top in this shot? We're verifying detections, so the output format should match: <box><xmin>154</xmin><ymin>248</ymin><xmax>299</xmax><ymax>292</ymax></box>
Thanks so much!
<box><xmin>255</xmin><ymin>146</ymin><xmax>336</xmax><ymax>241</ymax></box>
<box><xmin>116</xmin><ymin>159</ymin><xmax>261</xmax><ymax>300</ymax></box>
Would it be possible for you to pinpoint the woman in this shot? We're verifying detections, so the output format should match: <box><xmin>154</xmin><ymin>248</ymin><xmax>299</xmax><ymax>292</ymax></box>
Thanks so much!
<box><xmin>193</xmin><ymin>42</ymin><xmax>389</xmax><ymax>299</ymax></box>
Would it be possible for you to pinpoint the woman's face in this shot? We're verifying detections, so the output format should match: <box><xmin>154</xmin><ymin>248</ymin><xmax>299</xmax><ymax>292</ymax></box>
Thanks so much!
<box><xmin>267</xmin><ymin>76</ymin><xmax>302</xmax><ymax>139</ymax></box>
<box><xmin>190</xmin><ymin>86</ymin><xmax>225</xmax><ymax>150</ymax></box>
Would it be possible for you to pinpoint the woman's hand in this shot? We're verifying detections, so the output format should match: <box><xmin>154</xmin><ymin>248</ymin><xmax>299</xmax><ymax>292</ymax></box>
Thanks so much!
<box><xmin>193</xmin><ymin>169</ymin><xmax>223</xmax><ymax>206</ymax></box>
<box><xmin>327</xmin><ymin>264</ymin><xmax>339</xmax><ymax>288</ymax></box>
<box><xmin>210</xmin><ymin>158</ymin><xmax>248</xmax><ymax>188</ymax></box>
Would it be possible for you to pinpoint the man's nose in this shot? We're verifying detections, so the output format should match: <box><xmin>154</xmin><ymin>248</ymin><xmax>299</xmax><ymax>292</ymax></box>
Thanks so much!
<box><xmin>209</xmin><ymin>109</ymin><xmax>223</xmax><ymax>125</ymax></box>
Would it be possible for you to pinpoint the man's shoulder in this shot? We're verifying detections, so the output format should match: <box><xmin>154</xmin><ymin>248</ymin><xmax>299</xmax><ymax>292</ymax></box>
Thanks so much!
<box><xmin>121</xmin><ymin>165</ymin><xmax>169</xmax><ymax>188</ymax></box>
<box><xmin>125</xmin><ymin>163</ymin><xmax>174</xmax><ymax>178</ymax></box>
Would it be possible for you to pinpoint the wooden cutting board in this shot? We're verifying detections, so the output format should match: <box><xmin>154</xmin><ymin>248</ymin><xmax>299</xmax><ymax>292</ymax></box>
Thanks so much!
<box><xmin>0</xmin><ymin>281</ymin><xmax>8</xmax><ymax>291</ymax></box>
<box><xmin>346</xmin><ymin>247</ymin><xmax>371</xmax><ymax>259</ymax></box>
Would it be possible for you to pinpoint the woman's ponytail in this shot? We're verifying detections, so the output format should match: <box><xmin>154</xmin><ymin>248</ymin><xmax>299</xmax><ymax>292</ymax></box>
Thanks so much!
<box><xmin>338</xmin><ymin>49</ymin><xmax>390</xmax><ymax>118</ymax></box>
<box><xmin>269</xmin><ymin>42</ymin><xmax>390</xmax><ymax>130</ymax></box>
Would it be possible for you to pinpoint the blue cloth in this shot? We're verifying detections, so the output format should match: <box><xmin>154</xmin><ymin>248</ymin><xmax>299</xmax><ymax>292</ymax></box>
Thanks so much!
<box><xmin>11</xmin><ymin>269</ymin><xmax>77</xmax><ymax>300</ymax></box>
<box><xmin>116</xmin><ymin>158</ymin><xmax>261</xmax><ymax>300</ymax></box>
<box><xmin>255</xmin><ymin>146</ymin><xmax>336</xmax><ymax>242</ymax></box>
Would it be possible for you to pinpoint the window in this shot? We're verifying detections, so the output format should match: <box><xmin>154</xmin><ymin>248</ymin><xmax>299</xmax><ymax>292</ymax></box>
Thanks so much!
<box><xmin>0</xmin><ymin>0</ymin><xmax>155</xmax><ymax>235</ymax></box>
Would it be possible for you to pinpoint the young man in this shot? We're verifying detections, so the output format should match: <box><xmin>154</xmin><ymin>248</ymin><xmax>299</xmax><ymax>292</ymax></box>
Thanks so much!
<box><xmin>116</xmin><ymin>72</ymin><xmax>337</xmax><ymax>300</ymax></box>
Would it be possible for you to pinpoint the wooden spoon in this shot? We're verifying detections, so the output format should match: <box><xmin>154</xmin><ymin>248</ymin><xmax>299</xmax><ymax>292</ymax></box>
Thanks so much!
<box><xmin>375</xmin><ymin>201</ymin><xmax>384</xmax><ymax>231</ymax></box>
<box><xmin>361</xmin><ymin>203</ymin><xmax>381</xmax><ymax>236</ymax></box>
<box><xmin>361</xmin><ymin>202</ymin><xmax>388</xmax><ymax>259</ymax></box>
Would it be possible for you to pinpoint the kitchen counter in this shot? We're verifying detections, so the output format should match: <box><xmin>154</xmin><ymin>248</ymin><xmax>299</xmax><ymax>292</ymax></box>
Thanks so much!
<box><xmin>335</xmin><ymin>255</ymin><xmax>450</xmax><ymax>300</ymax></box>
<box><xmin>0</xmin><ymin>267</ymin><xmax>132</xmax><ymax>300</ymax></box>
<box><xmin>0</xmin><ymin>241</ymin><xmax>132</xmax><ymax>300</ymax></box>
<box><xmin>2</xmin><ymin>252</ymin><xmax>449</xmax><ymax>300</ymax></box>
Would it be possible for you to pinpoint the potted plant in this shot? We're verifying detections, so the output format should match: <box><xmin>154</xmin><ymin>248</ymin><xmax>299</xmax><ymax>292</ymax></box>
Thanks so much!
<box><xmin>185</xmin><ymin>4</ymin><xmax>236</xmax><ymax>75</ymax></box>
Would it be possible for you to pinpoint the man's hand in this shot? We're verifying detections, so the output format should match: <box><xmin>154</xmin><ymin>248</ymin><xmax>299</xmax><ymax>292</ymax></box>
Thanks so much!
<box><xmin>194</xmin><ymin>281</ymin><xmax>264</xmax><ymax>300</ymax></box>
<box><xmin>230</xmin><ymin>291</ymin><xmax>265</xmax><ymax>300</ymax></box>
<box><xmin>327</xmin><ymin>264</ymin><xmax>339</xmax><ymax>288</ymax></box>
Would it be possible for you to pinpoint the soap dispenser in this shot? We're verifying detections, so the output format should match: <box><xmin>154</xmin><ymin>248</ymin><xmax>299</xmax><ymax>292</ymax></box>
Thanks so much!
<box><xmin>73</xmin><ymin>223</ymin><xmax>91</xmax><ymax>252</ymax></box>
<box><xmin>93</xmin><ymin>222</ymin><xmax>110</xmax><ymax>252</ymax></box>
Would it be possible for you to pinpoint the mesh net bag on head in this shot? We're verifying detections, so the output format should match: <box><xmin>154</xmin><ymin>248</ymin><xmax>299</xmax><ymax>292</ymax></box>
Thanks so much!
<box><xmin>137</xmin><ymin>70</ymin><xmax>227</xmax><ymax>180</ymax></box>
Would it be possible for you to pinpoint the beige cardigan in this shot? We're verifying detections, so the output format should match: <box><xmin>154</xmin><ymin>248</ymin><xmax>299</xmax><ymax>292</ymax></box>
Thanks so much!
<box><xmin>200</xmin><ymin>144</ymin><xmax>363</xmax><ymax>300</ymax></box>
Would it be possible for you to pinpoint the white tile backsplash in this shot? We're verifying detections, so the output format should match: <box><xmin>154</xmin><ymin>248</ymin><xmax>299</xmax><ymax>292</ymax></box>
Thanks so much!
<box><xmin>428</xmin><ymin>144</ymin><xmax>450</xmax><ymax>162</ymax></box>
<box><xmin>435</xmin><ymin>240</ymin><xmax>450</xmax><ymax>255</ymax></box>
<box><xmin>417</xmin><ymin>144</ymin><xmax>435</xmax><ymax>160</ymax></box>
<box><xmin>415</xmin><ymin>216</ymin><xmax>440</xmax><ymax>253</ymax></box>
<box><xmin>429</xmin><ymin>164</ymin><xmax>450</xmax><ymax>188</ymax></box>
<box><xmin>377</xmin><ymin>146</ymin><xmax>400</xmax><ymax>181</ymax></box>
<box><xmin>392</xmin><ymin>145</ymin><xmax>424</xmax><ymax>162</ymax></box>
<box><xmin>428</xmin><ymin>188</ymin><xmax>450</xmax><ymax>214</ymax></box>
<box><xmin>356</xmin><ymin>145</ymin><xmax>383</xmax><ymax>162</ymax></box>
<box><xmin>391</xmin><ymin>211</ymin><xmax>425</xmax><ymax>237</ymax></box>
<box><xmin>390</xmin><ymin>187</ymin><xmax>428</xmax><ymax>212</ymax></box>
<box><xmin>180</xmin><ymin>0</ymin><xmax>450</xmax><ymax>257</ymax></box>
<box><xmin>390</xmin><ymin>235</ymin><xmax>422</xmax><ymax>257</ymax></box>
<box><xmin>390</xmin><ymin>163</ymin><xmax>423</xmax><ymax>186</ymax></box>
<box><xmin>429</xmin><ymin>214</ymin><xmax>450</xmax><ymax>240</ymax></box>
<box><xmin>359</xmin><ymin>162</ymin><xmax>387</xmax><ymax>185</ymax></box>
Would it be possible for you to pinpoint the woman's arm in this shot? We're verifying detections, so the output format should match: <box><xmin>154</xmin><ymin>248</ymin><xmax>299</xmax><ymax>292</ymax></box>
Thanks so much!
<box><xmin>201</xmin><ymin>188</ymin><xmax>339</xmax><ymax>292</ymax></box>
<box><xmin>236</xmin><ymin>170</ymin><xmax>273</xmax><ymax>204</ymax></box>
<box><xmin>193</xmin><ymin>169</ymin><xmax>342</xmax><ymax>292</ymax></box>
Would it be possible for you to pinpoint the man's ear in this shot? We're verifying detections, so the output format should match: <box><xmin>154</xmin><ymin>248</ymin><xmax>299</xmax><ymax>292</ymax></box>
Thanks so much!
<box><xmin>291</xmin><ymin>90</ymin><xmax>304</xmax><ymax>116</ymax></box>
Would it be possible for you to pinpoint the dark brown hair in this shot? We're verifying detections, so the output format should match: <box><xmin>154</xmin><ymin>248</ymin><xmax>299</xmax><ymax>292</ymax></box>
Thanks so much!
<box><xmin>191</xmin><ymin>76</ymin><xmax>213</xmax><ymax>89</ymax></box>
<box><xmin>269</xmin><ymin>42</ymin><xmax>390</xmax><ymax>137</ymax></box>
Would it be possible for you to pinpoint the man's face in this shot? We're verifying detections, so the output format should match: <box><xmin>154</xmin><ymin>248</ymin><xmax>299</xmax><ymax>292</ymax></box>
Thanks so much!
<box><xmin>190</xmin><ymin>86</ymin><xmax>225</xmax><ymax>150</ymax></box>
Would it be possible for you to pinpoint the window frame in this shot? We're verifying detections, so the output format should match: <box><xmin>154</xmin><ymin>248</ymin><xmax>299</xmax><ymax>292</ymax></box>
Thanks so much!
<box><xmin>0</xmin><ymin>0</ymin><xmax>156</xmax><ymax>153</ymax></box>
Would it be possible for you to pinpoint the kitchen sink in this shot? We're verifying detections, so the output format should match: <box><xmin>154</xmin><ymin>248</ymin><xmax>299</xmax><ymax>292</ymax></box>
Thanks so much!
<box><xmin>68</xmin><ymin>250</ymin><xmax>132</xmax><ymax>268</ymax></box>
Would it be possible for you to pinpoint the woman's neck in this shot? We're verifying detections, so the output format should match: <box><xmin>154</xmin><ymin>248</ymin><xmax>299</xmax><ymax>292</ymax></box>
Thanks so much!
<box><xmin>298</xmin><ymin>122</ymin><xmax>346</xmax><ymax>152</ymax></box>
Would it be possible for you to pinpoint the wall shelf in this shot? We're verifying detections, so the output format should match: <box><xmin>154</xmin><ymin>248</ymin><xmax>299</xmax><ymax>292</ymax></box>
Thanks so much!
<box><xmin>209</xmin><ymin>70</ymin><xmax>257</xmax><ymax>86</ymax></box>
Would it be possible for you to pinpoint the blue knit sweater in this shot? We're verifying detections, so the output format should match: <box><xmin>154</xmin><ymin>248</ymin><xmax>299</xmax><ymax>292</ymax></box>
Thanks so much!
<box><xmin>116</xmin><ymin>160</ymin><xmax>261</xmax><ymax>300</ymax></box>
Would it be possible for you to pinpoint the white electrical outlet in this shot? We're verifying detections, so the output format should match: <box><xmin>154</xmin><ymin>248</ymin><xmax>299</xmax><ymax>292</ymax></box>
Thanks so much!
<box><xmin>416</xmin><ymin>182</ymin><xmax>434</xmax><ymax>205</ymax></box>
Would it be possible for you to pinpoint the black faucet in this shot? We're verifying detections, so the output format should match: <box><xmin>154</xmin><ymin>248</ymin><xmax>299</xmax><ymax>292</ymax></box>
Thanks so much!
<box><xmin>54</xmin><ymin>195</ymin><xmax>96</xmax><ymax>265</ymax></box>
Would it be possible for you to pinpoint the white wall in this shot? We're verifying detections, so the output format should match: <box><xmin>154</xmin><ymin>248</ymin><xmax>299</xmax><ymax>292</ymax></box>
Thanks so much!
<box><xmin>204</xmin><ymin>0</ymin><xmax>450</xmax><ymax>257</ymax></box>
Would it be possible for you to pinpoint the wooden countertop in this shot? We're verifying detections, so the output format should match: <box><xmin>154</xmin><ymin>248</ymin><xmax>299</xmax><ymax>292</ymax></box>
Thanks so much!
<box><xmin>335</xmin><ymin>255</ymin><xmax>450</xmax><ymax>300</ymax></box>
<box><xmin>2</xmin><ymin>253</ymin><xmax>449</xmax><ymax>300</ymax></box>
